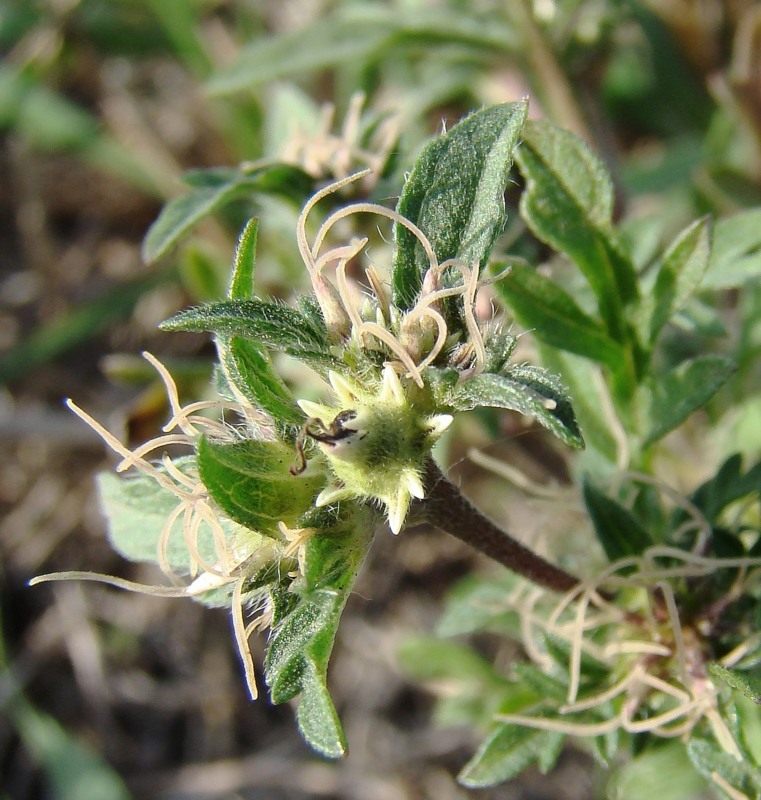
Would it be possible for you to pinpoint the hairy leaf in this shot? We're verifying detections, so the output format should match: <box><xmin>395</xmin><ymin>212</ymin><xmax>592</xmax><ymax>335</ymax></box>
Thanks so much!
<box><xmin>516</xmin><ymin>121</ymin><xmax>638</xmax><ymax>339</ymax></box>
<box><xmin>645</xmin><ymin>216</ymin><xmax>712</xmax><ymax>344</ymax></box>
<box><xmin>196</xmin><ymin>438</ymin><xmax>322</xmax><ymax>536</ymax></box>
<box><xmin>161</xmin><ymin>299</ymin><xmax>339</xmax><ymax>370</ymax></box>
<box><xmin>496</xmin><ymin>261</ymin><xmax>626</xmax><ymax>369</ymax></box>
<box><xmin>449</xmin><ymin>369</ymin><xmax>584</xmax><ymax>449</ymax></box>
<box><xmin>393</xmin><ymin>102</ymin><xmax>527</xmax><ymax>310</ymax></box>
<box><xmin>704</xmin><ymin>208</ymin><xmax>761</xmax><ymax>290</ymax></box>
<box><xmin>709</xmin><ymin>663</ymin><xmax>761</xmax><ymax>704</ymax></box>
<box><xmin>644</xmin><ymin>355</ymin><xmax>736</xmax><ymax>445</ymax></box>
<box><xmin>218</xmin><ymin>337</ymin><xmax>303</xmax><ymax>427</ymax></box>
<box><xmin>582</xmin><ymin>479</ymin><xmax>652</xmax><ymax>563</ymax></box>
<box><xmin>687</xmin><ymin>738</ymin><xmax>761</xmax><ymax>797</ymax></box>
<box><xmin>229</xmin><ymin>217</ymin><xmax>259</xmax><ymax>300</ymax></box>
<box><xmin>538</xmin><ymin>347</ymin><xmax>621</xmax><ymax>464</ymax></box>
<box><xmin>686</xmin><ymin>455</ymin><xmax>761</xmax><ymax>524</ymax></box>
<box><xmin>214</xmin><ymin>220</ymin><xmax>304</xmax><ymax>425</ymax></box>
<box><xmin>97</xmin><ymin>459</ymin><xmax>218</xmax><ymax>571</ymax></box>
<box><xmin>264</xmin><ymin>505</ymin><xmax>373</xmax><ymax>757</ymax></box>
<box><xmin>142</xmin><ymin>164</ymin><xmax>312</xmax><ymax>263</ymax></box>
<box><xmin>458</xmin><ymin>724</ymin><xmax>563</xmax><ymax>788</ymax></box>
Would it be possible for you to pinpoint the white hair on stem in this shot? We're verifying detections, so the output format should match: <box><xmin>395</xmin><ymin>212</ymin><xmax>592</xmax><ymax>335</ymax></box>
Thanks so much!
<box><xmin>709</xmin><ymin>771</ymin><xmax>750</xmax><ymax>800</ymax></box>
<box><xmin>161</xmin><ymin>453</ymin><xmax>198</xmax><ymax>490</ymax></box>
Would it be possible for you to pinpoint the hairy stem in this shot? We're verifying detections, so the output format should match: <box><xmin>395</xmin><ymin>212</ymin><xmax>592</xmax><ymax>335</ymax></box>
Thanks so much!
<box><xmin>418</xmin><ymin>458</ymin><xmax>581</xmax><ymax>594</ymax></box>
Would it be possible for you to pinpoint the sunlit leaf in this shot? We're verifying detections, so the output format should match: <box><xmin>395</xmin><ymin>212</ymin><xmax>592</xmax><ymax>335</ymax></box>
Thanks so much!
<box><xmin>516</xmin><ymin>120</ymin><xmax>638</xmax><ymax>339</ymax></box>
<box><xmin>97</xmin><ymin>459</ymin><xmax>217</xmax><ymax>572</ymax></box>
<box><xmin>264</xmin><ymin>505</ymin><xmax>374</xmax><ymax>758</ymax></box>
<box><xmin>161</xmin><ymin>299</ymin><xmax>339</xmax><ymax>370</ymax></box>
<box><xmin>496</xmin><ymin>262</ymin><xmax>626</xmax><ymax>369</ymax></box>
<box><xmin>393</xmin><ymin>102</ymin><xmax>527</xmax><ymax>310</ymax></box>
<box><xmin>449</xmin><ymin>368</ymin><xmax>584</xmax><ymax>449</ymax></box>
<box><xmin>196</xmin><ymin>437</ymin><xmax>322</xmax><ymax>536</ymax></box>
<box><xmin>645</xmin><ymin>216</ymin><xmax>712</xmax><ymax>344</ymax></box>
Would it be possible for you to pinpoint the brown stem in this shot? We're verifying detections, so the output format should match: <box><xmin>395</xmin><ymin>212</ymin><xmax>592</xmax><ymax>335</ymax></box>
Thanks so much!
<box><xmin>417</xmin><ymin>458</ymin><xmax>581</xmax><ymax>594</ymax></box>
<box><xmin>509</xmin><ymin>0</ymin><xmax>593</xmax><ymax>144</ymax></box>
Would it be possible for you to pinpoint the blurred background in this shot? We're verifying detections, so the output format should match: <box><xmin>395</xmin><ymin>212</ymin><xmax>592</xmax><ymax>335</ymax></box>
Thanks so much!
<box><xmin>2</xmin><ymin>1</ymin><xmax>760</xmax><ymax>798</ymax></box>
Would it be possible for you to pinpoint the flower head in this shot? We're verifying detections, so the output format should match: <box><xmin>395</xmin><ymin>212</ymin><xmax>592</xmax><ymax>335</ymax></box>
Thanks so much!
<box><xmin>297</xmin><ymin>366</ymin><xmax>452</xmax><ymax>533</ymax></box>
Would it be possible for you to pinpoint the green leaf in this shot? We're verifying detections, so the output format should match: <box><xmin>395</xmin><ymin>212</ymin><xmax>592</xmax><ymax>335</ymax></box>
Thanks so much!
<box><xmin>687</xmin><ymin>455</ymin><xmax>761</xmax><ymax>524</ymax></box>
<box><xmin>161</xmin><ymin>299</ymin><xmax>339</xmax><ymax>370</ymax></box>
<box><xmin>97</xmin><ymin>459</ymin><xmax>218</xmax><ymax>572</ymax></box>
<box><xmin>483</xmin><ymin>328</ymin><xmax>518</xmax><ymax>373</ymax></box>
<box><xmin>538</xmin><ymin>347</ymin><xmax>621</xmax><ymax>464</ymax></box>
<box><xmin>206</xmin><ymin>7</ymin><xmax>518</xmax><ymax>95</ymax></box>
<box><xmin>510</xmin><ymin>662</ymin><xmax>568</xmax><ymax>701</ymax></box>
<box><xmin>142</xmin><ymin>164</ymin><xmax>312</xmax><ymax>263</ymax></box>
<box><xmin>397</xmin><ymin>636</ymin><xmax>503</xmax><ymax>685</ymax></box>
<box><xmin>207</xmin><ymin>14</ymin><xmax>393</xmax><ymax>95</ymax></box>
<box><xmin>393</xmin><ymin>102</ymin><xmax>528</xmax><ymax>310</ymax></box>
<box><xmin>704</xmin><ymin>209</ymin><xmax>761</xmax><ymax>290</ymax></box>
<box><xmin>516</xmin><ymin>120</ymin><xmax>638</xmax><ymax>339</ymax></box>
<box><xmin>436</xmin><ymin>574</ymin><xmax>521</xmax><ymax>638</ymax></box>
<box><xmin>196</xmin><ymin>438</ymin><xmax>322</xmax><ymax>536</ymax></box>
<box><xmin>216</xmin><ymin>219</ymin><xmax>304</xmax><ymax>426</ymax></box>
<box><xmin>687</xmin><ymin>738</ymin><xmax>761</xmax><ymax>797</ymax></box>
<box><xmin>612</xmin><ymin>741</ymin><xmax>707</xmax><ymax>800</ymax></box>
<box><xmin>143</xmin><ymin>181</ymin><xmax>247</xmax><ymax>264</ymax></box>
<box><xmin>8</xmin><ymin>695</ymin><xmax>133</xmax><ymax>800</ymax></box>
<box><xmin>495</xmin><ymin>262</ymin><xmax>627</xmax><ymax>370</ymax></box>
<box><xmin>537</xmin><ymin>731</ymin><xmax>566</xmax><ymax>774</ymax></box>
<box><xmin>218</xmin><ymin>337</ymin><xmax>303</xmax><ymax>427</ymax></box>
<box><xmin>229</xmin><ymin>217</ymin><xmax>259</xmax><ymax>300</ymax></box>
<box><xmin>582</xmin><ymin>480</ymin><xmax>652</xmax><ymax>563</ymax></box>
<box><xmin>709</xmin><ymin>663</ymin><xmax>761</xmax><ymax>704</ymax></box>
<box><xmin>646</xmin><ymin>216</ymin><xmax>712</xmax><ymax>344</ymax></box>
<box><xmin>449</xmin><ymin>369</ymin><xmax>584</xmax><ymax>449</ymax></box>
<box><xmin>644</xmin><ymin>355</ymin><xmax>736</xmax><ymax>445</ymax></box>
<box><xmin>458</xmin><ymin>724</ymin><xmax>559</xmax><ymax>788</ymax></box>
<box><xmin>264</xmin><ymin>505</ymin><xmax>373</xmax><ymax>758</ymax></box>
